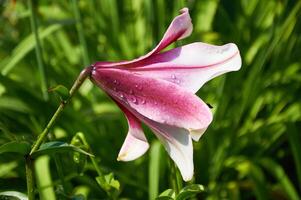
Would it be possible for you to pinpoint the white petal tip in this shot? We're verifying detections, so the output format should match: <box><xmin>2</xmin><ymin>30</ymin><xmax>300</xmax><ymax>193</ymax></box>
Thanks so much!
<box><xmin>183</xmin><ymin>174</ymin><xmax>194</xmax><ymax>182</ymax></box>
<box><xmin>117</xmin><ymin>154</ymin><xmax>126</xmax><ymax>161</ymax></box>
<box><xmin>189</xmin><ymin>127</ymin><xmax>208</xmax><ymax>142</ymax></box>
<box><xmin>117</xmin><ymin>141</ymin><xmax>149</xmax><ymax>162</ymax></box>
<box><xmin>224</xmin><ymin>43</ymin><xmax>242</xmax><ymax>71</ymax></box>
<box><xmin>180</xmin><ymin>7</ymin><xmax>188</xmax><ymax>14</ymax></box>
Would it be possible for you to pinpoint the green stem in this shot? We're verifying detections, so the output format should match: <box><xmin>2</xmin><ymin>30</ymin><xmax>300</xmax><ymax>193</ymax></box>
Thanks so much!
<box><xmin>72</xmin><ymin>0</ymin><xmax>90</xmax><ymax>66</ymax></box>
<box><xmin>77</xmin><ymin>132</ymin><xmax>103</xmax><ymax>177</ymax></box>
<box><xmin>29</xmin><ymin>66</ymin><xmax>92</xmax><ymax>155</ymax></box>
<box><xmin>54</xmin><ymin>156</ymin><xmax>69</xmax><ymax>194</ymax></box>
<box><xmin>169</xmin><ymin>159</ymin><xmax>178</xmax><ymax>194</ymax></box>
<box><xmin>25</xmin><ymin>156</ymin><xmax>34</xmax><ymax>200</ymax></box>
<box><xmin>28</xmin><ymin>0</ymin><xmax>48</xmax><ymax>100</ymax></box>
<box><xmin>25</xmin><ymin>66</ymin><xmax>92</xmax><ymax>199</ymax></box>
<box><xmin>175</xmin><ymin>163</ymin><xmax>183</xmax><ymax>192</ymax></box>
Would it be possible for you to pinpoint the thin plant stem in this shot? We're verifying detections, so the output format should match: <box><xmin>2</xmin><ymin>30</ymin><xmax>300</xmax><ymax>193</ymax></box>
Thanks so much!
<box><xmin>28</xmin><ymin>0</ymin><xmax>48</xmax><ymax>100</ymax></box>
<box><xmin>174</xmin><ymin>162</ymin><xmax>183</xmax><ymax>192</ymax></box>
<box><xmin>25</xmin><ymin>155</ymin><xmax>34</xmax><ymax>200</ymax></box>
<box><xmin>29</xmin><ymin>66</ymin><xmax>92</xmax><ymax>155</ymax></box>
<box><xmin>25</xmin><ymin>66</ymin><xmax>92</xmax><ymax>199</ymax></box>
<box><xmin>76</xmin><ymin>132</ymin><xmax>103</xmax><ymax>177</ymax></box>
<box><xmin>72</xmin><ymin>0</ymin><xmax>90</xmax><ymax>66</ymax></box>
<box><xmin>54</xmin><ymin>155</ymin><xmax>69</xmax><ymax>194</ymax></box>
<box><xmin>172</xmin><ymin>162</ymin><xmax>181</xmax><ymax>195</ymax></box>
<box><xmin>169</xmin><ymin>159</ymin><xmax>178</xmax><ymax>195</ymax></box>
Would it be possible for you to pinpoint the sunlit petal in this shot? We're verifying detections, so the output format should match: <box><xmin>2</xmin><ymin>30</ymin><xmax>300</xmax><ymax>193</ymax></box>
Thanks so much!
<box><xmin>91</xmin><ymin>68</ymin><xmax>212</xmax><ymax>132</ymax></box>
<box><xmin>128</xmin><ymin>42</ymin><xmax>241</xmax><ymax>93</ymax></box>
<box><xmin>117</xmin><ymin>105</ymin><xmax>149</xmax><ymax>161</ymax></box>
<box><xmin>93</xmin><ymin>8</ymin><xmax>192</xmax><ymax>68</ymax></box>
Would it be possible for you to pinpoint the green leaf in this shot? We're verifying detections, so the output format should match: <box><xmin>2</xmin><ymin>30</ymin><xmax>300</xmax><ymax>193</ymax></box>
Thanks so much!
<box><xmin>0</xmin><ymin>141</ymin><xmax>31</xmax><ymax>155</ymax></box>
<box><xmin>260</xmin><ymin>158</ymin><xmax>300</xmax><ymax>200</ymax></box>
<box><xmin>0</xmin><ymin>24</ymin><xmax>62</xmax><ymax>75</ymax></box>
<box><xmin>248</xmin><ymin>163</ymin><xmax>268</xmax><ymax>200</ymax></box>
<box><xmin>287</xmin><ymin>123</ymin><xmax>301</xmax><ymax>192</ymax></box>
<box><xmin>71</xmin><ymin>134</ymin><xmax>89</xmax><ymax>173</ymax></box>
<box><xmin>156</xmin><ymin>197</ymin><xmax>174</xmax><ymax>200</ymax></box>
<box><xmin>48</xmin><ymin>85</ymin><xmax>70</xmax><ymax>101</ymax></box>
<box><xmin>0</xmin><ymin>191</ymin><xmax>28</xmax><ymax>200</ymax></box>
<box><xmin>96</xmin><ymin>173</ymin><xmax>120</xmax><ymax>198</ymax></box>
<box><xmin>0</xmin><ymin>97</ymin><xmax>32</xmax><ymax>113</ymax></box>
<box><xmin>156</xmin><ymin>189</ymin><xmax>175</xmax><ymax>200</ymax></box>
<box><xmin>96</xmin><ymin>173</ymin><xmax>120</xmax><ymax>191</ymax></box>
<box><xmin>31</xmin><ymin>141</ymin><xmax>93</xmax><ymax>158</ymax></box>
<box><xmin>104</xmin><ymin>173</ymin><xmax>120</xmax><ymax>190</ymax></box>
<box><xmin>176</xmin><ymin>184</ymin><xmax>205</xmax><ymax>200</ymax></box>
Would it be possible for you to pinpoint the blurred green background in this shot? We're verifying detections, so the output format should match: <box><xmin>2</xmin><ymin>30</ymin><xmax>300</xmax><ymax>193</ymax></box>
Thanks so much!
<box><xmin>1</xmin><ymin>0</ymin><xmax>301</xmax><ymax>199</ymax></box>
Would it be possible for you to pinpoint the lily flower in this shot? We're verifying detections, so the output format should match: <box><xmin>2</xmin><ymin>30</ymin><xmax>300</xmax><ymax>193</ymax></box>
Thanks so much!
<box><xmin>90</xmin><ymin>8</ymin><xmax>241</xmax><ymax>181</ymax></box>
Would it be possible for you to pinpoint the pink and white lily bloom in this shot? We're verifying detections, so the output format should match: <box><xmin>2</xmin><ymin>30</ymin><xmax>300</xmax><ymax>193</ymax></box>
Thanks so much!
<box><xmin>90</xmin><ymin>8</ymin><xmax>241</xmax><ymax>181</ymax></box>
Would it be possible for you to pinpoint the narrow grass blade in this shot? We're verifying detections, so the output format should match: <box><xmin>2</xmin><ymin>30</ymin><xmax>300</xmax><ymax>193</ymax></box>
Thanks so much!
<box><xmin>149</xmin><ymin>141</ymin><xmax>162</xmax><ymax>200</ymax></box>
<box><xmin>260</xmin><ymin>158</ymin><xmax>300</xmax><ymax>200</ymax></box>
<box><xmin>287</xmin><ymin>123</ymin><xmax>301</xmax><ymax>192</ymax></box>
<box><xmin>35</xmin><ymin>156</ymin><xmax>56</xmax><ymax>200</ymax></box>
<box><xmin>72</xmin><ymin>0</ymin><xmax>90</xmax><ymax>66</ymax></box>
<box><xmin>1</xmin><ymin>24</ymin><xmax>61</xmax><ymax>75</ymax></box>
<box><xmin>28</xmin><ymin>0</ymin><xmax>48</xmax><ymax>100</ymax></box>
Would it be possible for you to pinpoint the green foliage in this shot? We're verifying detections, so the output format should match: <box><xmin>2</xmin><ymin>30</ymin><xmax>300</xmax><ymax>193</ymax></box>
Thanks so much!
<box><xmin>176</xmin><ymin>184</ymin><xmax>205</xmax><ymax>200</ymax></box>
<box><xmin>0</xmin><ymin>191</ymin><xmax>28</xmax><ymax>200</ymax></box>
<box><xmin>156</xmin><ymin>184</ymin><xmax>205</xmax><ymax>200</ymax></box>
<box><xmin>157</xmin><ymin>189</ymin><xmax>175</xmax><ymax>200</ymax></box>
<box><xmin>96</xmin><ymin>173</ymin><xmax>120</xmax><ymax>199</ymax></box>
<box><xmin>0</xmin><ymin>0</ymin><xmax>301</xmax><ymax>199</ymax></box>
<box><xmin>149</xmin><ymin>141</ymin><xmax>163</xmax><ymax>200</ymax></box>
<box><xmin>31</xmin><ymin>141</ymin><xmax>93</xmax><ymax>158</ymax></box>
<box><xmin>0</xmin><ymin>141</ymin><xmax>30</xmax><ymax>155</ymax></box>
<box><xmin>48</xmin><ymin>85</ymin><xmax>70</xmax><ymax>102</ymax></box>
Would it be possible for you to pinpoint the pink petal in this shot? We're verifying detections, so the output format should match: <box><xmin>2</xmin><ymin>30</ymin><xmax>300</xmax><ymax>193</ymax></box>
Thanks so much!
<box><xmin>126</xmin><ymin>42</ymin><xmax>241</xmax><ymax>93</ymax></box>
<box><xmin>91</xmin><ymin>68</ymin><xmax>213</xmax><ymax>132</ymax></box>
<box><xmin>142</xmin><ymin>118</ymin><xmax>194</xmax><ymax>181</ymax></box>
<box><xmin>93</xmin><ymin>8</ymin><xmax>192</xmax><ymax>68</ymax></box>
<box><xmin>117</xmin><ymin>104</ymin><xmax>149</xmax><ymax>161</ymax></box>
<box><xmin>113</xmin><ymin>101</ymin><xmax>194</xmax><ymax>181</ymax></box>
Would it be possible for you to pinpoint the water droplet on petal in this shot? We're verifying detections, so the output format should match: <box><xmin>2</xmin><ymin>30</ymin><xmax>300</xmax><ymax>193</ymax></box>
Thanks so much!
<box><xmin>154</xmin><ymin>101</ymin><xmax>158</xmax><ymax>105</ymax></box>
<box><xmin>176</xmin><ymin>79</ymin><xmax>181</xmax><ymax>84</ymax></box>
<box><xmin>113</xmin><ymin>87</ymin><xmax>117</xmax><ymax>91</ymax></box>
<box><xmin>171</xmin><ymin>74</ymin><xmax>176</xmax><ymax>79</ymax></box>
<box><xmin>130</xmin><ymin>96</ymin><xmax>137</xmax><ymax>104</ymax></box>
<box><xmin>120</xmin><ymin>93</ymin><xmax>124</xmax><ymax>98</ymax></box>
<box><xmin>113</xmin><ymin>80</ymin><xmax>120</xmax><ymax>85</ymax></box>
<box><xmin>135</xmin><ymin>84</ymin><xmax>143</xmax><ymax>91</ymax></box>
<box><xmin>141</xmin><ymin>99</ymin><xmax>146</xmax><ymax>104</ymax></box>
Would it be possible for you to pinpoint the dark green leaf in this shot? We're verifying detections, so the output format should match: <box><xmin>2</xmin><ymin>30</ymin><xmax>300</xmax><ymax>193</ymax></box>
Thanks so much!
<box><xmin>0</xmin><ymin>191</ymin><xmax>28</xmax><ymax>200</ymax></box>
<box><xmin>0</xmin><ymin>141</ymin><xmax>31</xmax><ymax>155</ymax></box>
<box><xmin>96</xmin><ymin>173</ymin><xmax>120</xmax><ymax>198</ymax></box>
<box><xmin>260</xmin><ymin>158</ymin><xmax>300</xmax><ymax>200</ymax></box>
<box><xmin>156</xmin><ymin>189</ymin><xmax>175</xmax><ymax>200</ymax></box>
<box><xmin>176</xmin><ymin>184</ymin><xmax>205</xmax><ymax>200</ymax></box>
<box><xmin>48</xmin><ymin>85</ymin><xmax>70</xmax><ymax>101</ymax></box>
<box><xmin>31</xmin><ymin>141</ymin><xmax>93</xmax><ymax>158</ymax></box>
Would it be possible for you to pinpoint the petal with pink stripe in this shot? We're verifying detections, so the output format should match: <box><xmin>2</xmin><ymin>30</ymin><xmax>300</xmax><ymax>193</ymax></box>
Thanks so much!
<box><xmin>127</xmin><ymin>42</ymin><xmax>241</xmax><ymax>93</ymax></box>
<box><xmin>113</xmin><ymin>103</ymin><xmax>194</xmax><ymax>181</ymax></box>
<box><xmin>93</xmin><ymin>8</ymin><xmax>192</xmax><ymax>68</ymax></box>
<box><xmin>91</xmin><ymin>68</ymin><xmax>212</xmax><ymax>132</ymax></box>
<box><xmin>116</xmin><ymin>104</ymin><xmax>149</xmax><ymax>161</ymax></box>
